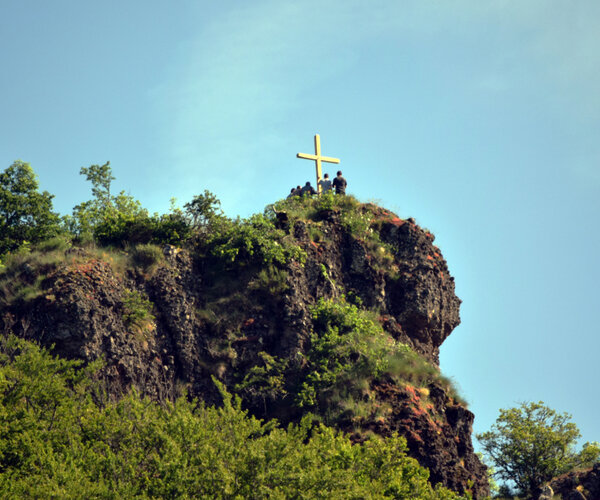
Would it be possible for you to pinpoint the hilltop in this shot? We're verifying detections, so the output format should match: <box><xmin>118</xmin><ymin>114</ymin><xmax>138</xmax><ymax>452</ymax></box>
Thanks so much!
<box><xmin>1</xmin><ymin>192</ymin><xmax>489</xmax><ymax>497</ymax></box>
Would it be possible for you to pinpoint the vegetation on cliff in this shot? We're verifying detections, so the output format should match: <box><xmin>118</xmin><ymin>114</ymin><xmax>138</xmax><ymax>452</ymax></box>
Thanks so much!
<box><xmin>0</xmin><ymin>335</ymin><xmax>465</xmax><ymax>499</ymax></box>
<box><xmin>0</xmin><ymin>160</ymin><xmax>487</xmax><ymax>497</ymax></box>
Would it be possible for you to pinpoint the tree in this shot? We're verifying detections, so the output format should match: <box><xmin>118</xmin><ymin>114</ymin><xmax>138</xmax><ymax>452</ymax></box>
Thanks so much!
<box><xmin>0</xmin><ymin>336</ymin><xmax>465</xmax><ymax>499</ymax></box>
<box><xmin>0</xmin><ymin>161</ymin><xmax>60</xmax><ymax>256</ymax></box>
<box><xmin>66</xmin><ymin>162</ymin><xmax>151</xmax><ymax>244</ymax></box>
<box><xmin>477</xmin><ymin>401</ymin><xmax>600</xmax><ymax>498</ymax></box>
<box><xmin>184</xmin><ymin>189</ymin><xmax>223</xmax><ymax>228</ymax></box>
<box><xmin>65</xmin><ymin>162</ymin><xmax>191</xmax><ymax>246</ymax></box>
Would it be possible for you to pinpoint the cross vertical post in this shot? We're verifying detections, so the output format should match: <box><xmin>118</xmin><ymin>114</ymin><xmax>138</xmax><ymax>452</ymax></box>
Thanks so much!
<box><xmin>297</xmin><ymin>134</ymin><xmax>340</xmax><ymax>194</ymax></box>
<box><xmin>314</xmin><ymin>134</ymin><xmax>323</xmax><ymax>189</ymax></box>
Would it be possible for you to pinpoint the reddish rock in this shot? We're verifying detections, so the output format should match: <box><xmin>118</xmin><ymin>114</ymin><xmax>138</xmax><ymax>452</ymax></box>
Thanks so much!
<box><xmin>1</xmin><ymin>203</ymin><xmax>488</xmax><ymax>497</ymax></box>
<box><xmin>549</xmin><ymin>463</ymin><xmax>600</xmax><ymax>500</ymax></box>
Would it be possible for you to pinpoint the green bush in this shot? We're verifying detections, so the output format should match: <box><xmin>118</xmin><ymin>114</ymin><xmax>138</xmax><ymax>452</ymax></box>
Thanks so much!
<box><xmin>66</xmin><ymin>163</ymin><xmax>191</xmax><ymax>248</ymax></box>
<box><xmin>34</xmin><ymin>235</ymin><xmax>72</xmax><ymax>253</ymax></box>
<box><xmin>235</xmin><ymin>351</ymin><xmax>288</xmax><ymax>410</ymax></box>
<box><xmin>297</xmin><ymin>297</ymin><xmax>396</xmax><ymax>416</ymax></box>
<box><xmin>297</xmin><ymin>298</ymin><xmax>465</xmax><ymax>424</ymax></box>
<box><xmin>248</xmin><ymin>265</ymin><xmax>289</xmax><ymax>295</ymax></box>
<box><xmin>0</xmin><ymin>336</ymin><xmax>466</xmax><ymax>499</ymax></box>
<box><xmin>199</xmin><ymin>213</ymin><xmax>306</xmax><ymax>268</ymax></box>
<box><xmin>151</xmin><ymin>210</ymin><xmax>192</xmax><ymax>245</ymax></box>
<box><xmin>121</xmin><ymin>289</ymin><xmax>155</xmax><ymax>335</ymax></box>
<box><xmin>129</xmin><ymin>243</ymin><xmax>164</xmax><ymax>272</ymax></box>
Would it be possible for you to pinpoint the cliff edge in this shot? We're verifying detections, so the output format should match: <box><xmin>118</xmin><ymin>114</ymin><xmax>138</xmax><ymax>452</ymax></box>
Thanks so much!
<box><xmin>0</xmin><ymin>195</ymin><xmax>489</xmax><ymax>498</ymax></box>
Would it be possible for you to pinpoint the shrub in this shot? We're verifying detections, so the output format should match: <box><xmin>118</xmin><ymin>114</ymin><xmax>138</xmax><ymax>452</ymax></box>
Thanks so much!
<box><xmin>235</xmin><ymin>352</ymin><xmax>288</xmax><ymax>411</ymax></box>
<box><xmin>130</xmin><ymin>243</ymin><xmax>164</xmax><ymax>273</ymax></box>
<box><xmin>248</xmin><ymin>265</ymin><xmax>289</xmax><ymax>295</ymax></box>
<box><xmin>297</xmin><ymin>298</ymin><xmax>466</xmax><ymax>424</ymax></box>
<box><xmin>151</xmin><ymin>211</ymin><xmax>191</xmax><ymax>245</ymax></box>
<box><xmin>297</xmin><ymin>297</ymin><xmax>395</xmax><ymax>416</ymax></box>
<box><xmin>199</xmin><ymin>213</ymin><xmax>306</xmax><ymax>269</ymax></box>
<box><xmin>0</xmin><ymin>336</ymin><xmax>466</xmax><ymax>499</ymax></box>
<box><xmin>34</xmin><ymin>235</ymin><xmax>72</xmax><ymax>253</ymax></box>
<box><xmin>121</xmin><ymin>289</ymin><xmax>155</xmax><ymax>335</ymax></box>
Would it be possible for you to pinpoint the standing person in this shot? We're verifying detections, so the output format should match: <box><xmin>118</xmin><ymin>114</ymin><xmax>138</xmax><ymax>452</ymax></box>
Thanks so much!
<box><xmin>318</xmin><ymin>173</ymin><xmax>332</xmax><ymax>193</ymax></box>
<box><xmin>300</xmin><ymin>181</ymin><xmax>316</xmax><ymax>196</ymax></box>
<box><xmin>332</xmin><ymin>170</ymin><xmax>347</xmax><ymax>195</ymax></box>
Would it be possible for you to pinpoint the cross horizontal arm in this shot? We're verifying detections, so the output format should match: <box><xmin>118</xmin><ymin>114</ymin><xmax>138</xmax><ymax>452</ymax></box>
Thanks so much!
<box><xmin>297</xmin><ymin>153</ymin><xmax>318</xmax><ymax>160</ymax></box>
<box><xmin>321</xmin><ymin>156</ymin><xmax>340</xmax><ymax>164</ymax></box>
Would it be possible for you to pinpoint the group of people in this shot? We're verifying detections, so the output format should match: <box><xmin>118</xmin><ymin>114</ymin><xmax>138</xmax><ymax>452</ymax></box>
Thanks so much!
<box><xmin>288</xmin><ymin>171</ymin><xmax>347</xmax><ymax>198</ymax></box>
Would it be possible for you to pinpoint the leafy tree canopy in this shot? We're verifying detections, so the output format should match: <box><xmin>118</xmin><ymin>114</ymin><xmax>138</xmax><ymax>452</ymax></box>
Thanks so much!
<box><xmin>0</xmin><ymin>161</ymin><xmax>60</xmax><ymax>256</ymax></box>
<box><xmin>477</xmin><ymin>401</ymin><xmax>600</xmax><ymax>498</ymax></box>
<box><xmin>184</xmin><ymin>189</ymin><xmax>223</xmax><ymax>229</ymax></box>
<box><xmin>65</xmin><ymin>161</ymin><xmax>147</xmax><ymax>239</ymax></box>
<box><xmin>64</xmin><ymin>162</ymin><xmax>191</xmax><ymax>246</ymax></box>
<box><xmin>0</xmin><ymin>335</ymin><xmax>464</xmax><ymax>499</ymax></box>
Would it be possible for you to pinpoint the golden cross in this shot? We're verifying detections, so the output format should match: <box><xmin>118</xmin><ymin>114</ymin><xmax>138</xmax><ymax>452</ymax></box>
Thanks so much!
<box><xmin>297</xmin><ymin>134</ymin><xmax>340</xmax><ymax>194</ymax></box>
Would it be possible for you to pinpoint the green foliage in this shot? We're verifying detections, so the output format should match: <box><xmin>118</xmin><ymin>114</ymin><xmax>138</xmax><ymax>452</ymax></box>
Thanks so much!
<box><xmin>151</xmin><ymin>207</ymin><xmax>192</xmax><ymax>245</ymax></box>
<box><xmin>80</xmin><ymin>162</ymin><xmax>114</xmax><ymax>202</ymax></box>
<box><xmin>129</xmin><ymin>243</ymin><xmax>164</xmax><ymax>273</ymax></box>
<box><xmin>0</xmin><ymin>336</ymin><xmax>465</xmax><ymax>499</ymax></box>
<box><xmin>0</xmin><ymin>336</ymin><xmax>101</xmax><ymax>477</ymax></box>
<box><xmin>297</xmin><ymin>298</ymin><xmax>465</xmax><ymax>425</ymax></box>
<box><xmin>248</xmin><ymin>265</ymin><xmax>289</xmax><ymax>295</ymax></box>
<box><xmin>184</xmin><ymin>189</ymin><xmax>223</xmax><ymax>229</ymax></box>
<box><xmin>67</xmin><ymin>162</ymin><xmax>191</xmax><ymax>247</ymax></box>
<box><xmin>198</xmin><ymin>212</ymin><xmax>306</xmax><ymax>269</ymax></box>
<box><xmin>298</xmin><ymin>298</ymin><xmax>395</xmax><ymax>418</ymax></box>
<box><xmin>0</xmin><ymin>161</ymin><xmax>61</xmax><ymax>257</ymax></box>
<box><xmin>235</xmin><ymin>352</ymin><xmax>288</xmax><ymax>410</ymax></box>
<box><xmin>477</xmin><ymin>401</ymin><xmax>600</xmax><ymax>498</ymax></box>
<box><xmin>66</xmin><ymin>161</ymin><xmax>116</xmax><ymax>237</ymax></box>
<box><xmin>92</xmin><ymin>198</ymin><xmax>152</xmax><ymax>245</ymax></box>
<box><xmin>34</xmin><ymin>235</ymin><xmax>72</xmax><ymax>253</ymax></box>
<box><xmin>0</xmin><ymin>248</ymin><xmax>64</xmax><ymax>307</ymax></box>
<box><xmin>121</xmin><ymin>289</ymin><xmax>156</xmax><ymax>335</ymax></box>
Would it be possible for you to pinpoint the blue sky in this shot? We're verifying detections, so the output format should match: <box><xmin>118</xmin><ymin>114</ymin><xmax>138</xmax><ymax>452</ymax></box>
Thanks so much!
<box><xmin>2</xmin><ymin>1</ymin><xmax>599</xmax><ymax>449</ymax></box>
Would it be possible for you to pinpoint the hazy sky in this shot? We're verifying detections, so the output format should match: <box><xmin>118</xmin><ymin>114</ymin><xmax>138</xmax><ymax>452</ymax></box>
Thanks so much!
<box><xmin>2</xmin><ymin>1</ymin><xmax>599</xmax><ymax>448</ymax></box>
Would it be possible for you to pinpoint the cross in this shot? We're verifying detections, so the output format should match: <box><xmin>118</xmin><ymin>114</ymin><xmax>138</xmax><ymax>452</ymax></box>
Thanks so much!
<box><xmin>297</xmin><ymin>134</ymin><xmax>340</xmax><ymax>194</ymax></box>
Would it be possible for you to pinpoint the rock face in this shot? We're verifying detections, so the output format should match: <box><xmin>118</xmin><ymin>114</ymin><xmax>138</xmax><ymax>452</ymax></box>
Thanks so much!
<box><xmin>549</xmin><ymin>463</ymin><xmax>600</xmax><ymax>500</ymax></box>
<box><xmin>0</xmin><ymin>202</ymin><xmax>489</xmax><ymax>498</ymax></box>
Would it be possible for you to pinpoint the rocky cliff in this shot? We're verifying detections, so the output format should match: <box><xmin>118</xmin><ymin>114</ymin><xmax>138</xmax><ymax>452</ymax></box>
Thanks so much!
<box><xmin>0</xmin><ymin>197</ymin><xmax>489</xmax><ymax>498</ymax></box>
<box><xmin>549</xmin><ymin>463</ymin><xmax>600</xmax><ymax>500</ymax></box>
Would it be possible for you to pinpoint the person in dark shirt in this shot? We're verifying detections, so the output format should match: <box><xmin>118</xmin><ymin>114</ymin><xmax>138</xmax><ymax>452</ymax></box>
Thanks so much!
<box><xmin>300</xmin><ymin>181</ymin><xmax>316</xmax><ymax>196</ymax></box>
<box><xmin>332</xmin><ymin>170</ymin><xmax>347</xmax><ymax>194</ymax></box>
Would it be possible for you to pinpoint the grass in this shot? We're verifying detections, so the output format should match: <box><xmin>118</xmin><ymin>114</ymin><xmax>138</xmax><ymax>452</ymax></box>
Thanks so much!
<box><xmin>272</xmin><ymin>193</ymin><xmax>400</xmax><ymax>277</ymax></box>
<box><xmin>0</xmin><ymin>248</ymin><xmax>74</xmax><ymax>307</ymax></box>
<box><xmin>0</xmin><ymin>241</ymin><xmax>144</xmax><ymax>309</ymax></box>
<box><xmin>270</xmin><ymin>192</ymin><xmax>363</xmax><ymax>224</ymax></box>
<box><xmin>248</xmin><ymin>266</ymin><xmax>289</xmax><ymax>296</ymax></box>
<box><xmin>296</xmin><ymin>297</ymin><xmax>467</xmax><ymax>427</ymax></box>
<box><xmin>121</xmin><ymin>289</ymin><xmax>156</xmax><ymax>339</ymax></box>
<box><xmin>129</xmin><ymin>243</ymin><xmax>164</xmax><ymax>274</ymax></box>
